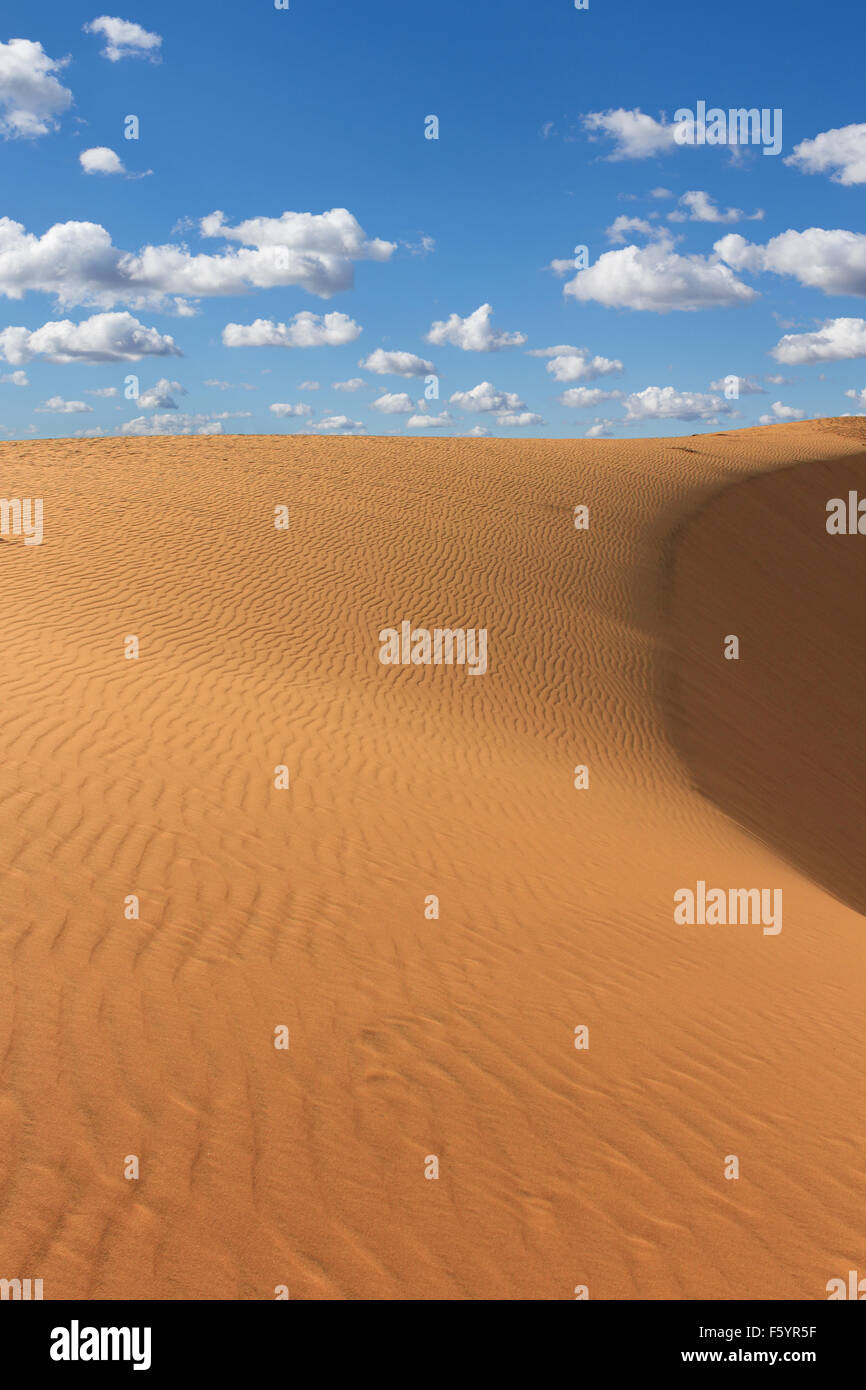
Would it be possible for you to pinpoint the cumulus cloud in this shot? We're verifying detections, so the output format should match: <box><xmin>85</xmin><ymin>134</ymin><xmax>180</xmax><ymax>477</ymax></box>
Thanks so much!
<box><xmin>606</xmin><ymin>215</ymin><xmax>654</xmax><ymax>243</ymax></box>
<box><xmin>539</xmin><ymin>347</ymin><xmax>624</xmax><ymax>382</ymax></box>
<box><xmin>770</xmin><ymin>317</ymin><xmax>866</xmax><ymax>364</ymax></box>
<box><xmin>83</xmin><ymin>16</ymin><xmax>162</xmax><ymax>63</ymax></box>
<box><xmin>34</xmin><ymin>396</ymin><xmax>93</xmax><ymax>413</ymax></box>
<box><xmin>80</xmin><ymin>146</ymin><xmax>126</xmax><ymax>175</ymax></box>
<box><xmin>564</xmin><ymin>232</ymin><xmax>756</xmax><ymax>311</ymax></box>
<box><xmin>758</xmin><ymin>400</ymin><xmax>805</xmax><ymax>423</ymax></box>
<box><xmin>526</xmin><ymin>344</ymin><xmax>578</xmax><ymax>357</ymax></box>
<box><xmin>495</xmin><ymin>411</ymin><xmax>544</xmax><ymax>426</ymax></box>
<box><xmin>622</xmin><ymin>386</ymin><xmax>731</xmax><ymax>421</ymax></box>
<box><xmin>708</xmin><ymin>374</ymin><xmax>765</xmax><ymax>395</ymax></box>
<box><xmin>0</xmin><ymin>209</ymin><xmax>394</xmax><ymax>309</ymax></box>
<box><xmin>585</xmin><ymin>421</ymin><xmax>614</xmax><ymax>437</ymax></box>
<box><xmin>785</xmin><ymin>124</ymin><xmax>866</xmax><ymax>186</ymax></box>
<box><xmin>668</xmin><ymin>190</ymin><xmax>763</xmax><ymax>223</ymax></box>
<box><xmin>358</xmin><ymin>349</ymin><xmax>432</xmax><ymax>377</ymax></box>
<box><xmin>297</xmin><ymin>379</ymin><xmax>319</xmax><ymax>390</ymax></box>
<box><xmin>269</xmin><ymin>402</ymin><xmax>313</xmax><ymax>417</ymax></box>
<box><xmin>449</xmin><ymin>381</ymin><xmax>526</xmax><ymax>413</ymax></box>
<box><xmin>371</xmin><ymin>392</ymin><xmax>414</xmax><ymax>413</ymax></box>
<box><xmin>203</xmin><ymin>207</ymin><xmax>393</xmax><ymax>261</ymax></box>
<box><xmin>582</xmin><ymin>108</ymin><xmax>679</xmax><ymax>159</ymax></box>
<box><xmin>121</xmin><ymin>413</ymin><xmax>224</xmax><ymax>436</ymax></box>
<box><xmin>0</xmin><ymin>311</ymin><xmax>181</xmax><ymax>364</ymax></box>
<box><xmin>0</xmin><ymin>39</ymin><xmax>72</xmax><ymax>139</ymax></box>
<box><xmin>332</xmin><ymin>377</ymin><xmax>365</xmax><ymax>390</ymax></box>
<box><xmin>426</xmin><ymin>303</ymin><xmax>526</xmax><ymax>351</ymax></box>
<box><xmin>1</xmin><ymin>369</ymin><xmax>28</xmax><ymax>385</ymax></box>
<box><xmin>137</xmin><ymin>378</ymin><xmax>187</xmax><ymax>409</ymax></box>
<box><xmin>222</xmin><ymin>312</ymin><xmax>361</xmax><ymax>348</ymax></box>
<box><xmin>548</xmin><ymin>256</ymin><xmax>583</xmax><ymax>277</ymax></box>
<box><xmin>559</xmin><ymin>386</ymin><xmax>624</xmax><ymax>407</ymax></box>
<box><xmin>313</xmin><ymin>415</ymin><xmax>365</xmax><ymax>432</ymax></box>
<box><xmin>715</xmin><ymin>228</ymin><xmax>866</xmax><ymax>297</ymax></box>
<box><xmin>407</xmin><ymin>411</ymin><xmax>452</xmax><ymax>427</ymax></box>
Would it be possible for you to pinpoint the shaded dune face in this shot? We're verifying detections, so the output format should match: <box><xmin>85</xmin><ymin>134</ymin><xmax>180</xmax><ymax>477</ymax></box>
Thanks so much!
<box><xmin>665</xmin><ymin>454</ymin><xmax>866</xmax><ymax>919</ymax></box>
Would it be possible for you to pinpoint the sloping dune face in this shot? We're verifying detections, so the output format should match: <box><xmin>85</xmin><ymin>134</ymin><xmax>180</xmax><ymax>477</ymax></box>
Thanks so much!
<box><xmin>0</xmin><ymin>424</ymin><xmax>864</xmax><ymax>1300</ymax></box>
<box><xmin>666</xmin><ymin>447</ymin><xmax>866</xmax><ymax>918</ymax></box>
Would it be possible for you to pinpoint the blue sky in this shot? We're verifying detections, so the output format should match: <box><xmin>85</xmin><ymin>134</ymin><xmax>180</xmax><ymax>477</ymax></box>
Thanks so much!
<box><xmin>2</xmin><ymin>0</ymin><xmax>866</xmax><ymax>440</ymax></box>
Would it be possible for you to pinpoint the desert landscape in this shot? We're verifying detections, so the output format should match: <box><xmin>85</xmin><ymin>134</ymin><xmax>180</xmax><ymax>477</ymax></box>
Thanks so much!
<box><xmin>0</xmin><ymin>417</ymin><xmax>863</xmax><ymax>1300</ymax></box>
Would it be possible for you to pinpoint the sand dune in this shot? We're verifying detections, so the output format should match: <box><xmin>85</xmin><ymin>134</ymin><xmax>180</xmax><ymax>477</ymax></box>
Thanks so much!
<box><xmin>0</xmin><ymin>420</ymin><xmax>863</xmax><ymax>1299</ymax></box>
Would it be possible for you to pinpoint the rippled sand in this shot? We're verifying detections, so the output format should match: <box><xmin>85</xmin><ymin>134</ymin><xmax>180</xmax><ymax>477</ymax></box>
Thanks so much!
<box><xmin>0</xmin><ymin>421</ymin><xmax>863</xmax><ymax>1299</ymax></box>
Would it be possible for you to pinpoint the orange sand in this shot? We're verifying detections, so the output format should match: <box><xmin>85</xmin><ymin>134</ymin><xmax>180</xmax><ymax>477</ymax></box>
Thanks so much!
<box><xmin>0</xmin><ymin>421</ymin><xmax>863</xmax><ymax>1299</ymax></box>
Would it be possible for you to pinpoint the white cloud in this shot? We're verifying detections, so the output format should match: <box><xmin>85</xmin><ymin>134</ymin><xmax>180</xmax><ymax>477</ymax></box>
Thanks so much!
<box><xmin>202</xmin><ymin>208</ymin><xmax>394</xmax><ymax>262</ymax></box>
<box><xmin>770</xmin><ymin>317</ymin><xmax>866</xmax><ymax>364</ymax></box>
<box><xmin>332</xmin><ymin>377</ymin><xmax>365</xmax><ymax>391</ymax></box>
<box><xmin>0</xmin><ymin>209</ymin><xmax>393</xmax><ymax>309</ymax></box>
<box><xmin>401</xmin><ymin>234</ymin><xmax>435</xmax><ymax>255</ymax></box>
<box><xmin>586</xmin><ymin>422</ymin><xmax>614</xmax><ymax>437</ymax></box>
<box><xmin>80</xmin><ymin>146</ymin><xmax>126</xmax><ymax>175</ymax></box>
<box><xmin>465</xmin><ymin>424</ymin><xmax>490</xmax><ymax>436</ymax></box>
<box><xmin>0</xmin><ymin>39</ymin><xmax>72</xmax><ymax>139</ymax></box>
<box><xmin>668</xmin><ymin>190</ymin><xmax>763</xmax><ymax>223</ymax></box>
<box><xmin>0</xmin><ymin>311</ymin><xmax>181</xmax><ymax>364</ymax></box>
<box><xmin>407</xmin><ymin>411</ymin><xmax>452</xmax><ymax>427</ymax></box>
<box><xmin>559</xmin><ymin>386</ymin><xmax>624</xmax><ymax>407</ymax></box>
<box><xmin>526</xmin><ymin>344</ymin><xmax>579</xmax><ymax>357</ymax></box>
<box><xmin>137</xmin><ymin>378</ymin><xmax>187</xmax><ymax>409</ymax></box>
<box><xmin>121</xmin><ymin>413</ymin><xmax>225</xmax><ymax>436</ymax></box>
<box><xmin>548</xmin><ymin>256</ymin><xmax>582</xmax><ymax>277</ymax></box>
<box><xmin>83</xmin><ymin>16</ymin><xmax>162</xmax><ymax>63</ymax></box>
<box><xmin>495</xmin><ymin>411</ymin><xmax>544</xmax><ymax>426</ymax></box>
<box><xmin>269</xmin><ymin>402</ymin><xmax>313</xmax><ymax>417</ymax></box>
<box><xmin>371</xmin><ymin>392</ymin><xmax>414</xmax><ymax>413</ymax></box>
<box><xmin>1</xmin><ymin>369</ymin><xmax>28</xmax><ymax>385</ymax></box>
<box><xmin>622</xmin><ymin>386</ymin><xmax>730</xmax><ymax>421</ymax></box>
<box><xmin>540</xmin><ymin>347</ymin><xmax>624</xmax><ymax>382</ymax></box>
<box><xmin>449</xmin><ymin>381</ymin><xmax>526</xmax><ymax>413</ymax></box>
<box><xmin>426</xmin><ymin>303</ymin><xmax>526</xmax><ymax>351</ymax></box>
<box><xmin>314</xmin><ymin>415</ymin><xmax>365</xmax><ymax>432</ymax></box>
<box><xmin>708</xmin><ymin>375</ymin><xmax>765</xmax><ymax>394</ymax></box>
<box><xmin>785</xmin><ymin>124</ymin><xmax>866</xmax><ymax>186</ymax></box>
<box><xmin>298</xmin><ymin>380</ymin><xmax>320</xmax><ymax>390</ymax></box>
<box><xmin>649</xmin><ymin>187</ymin><xmax>673</xmax><ymax>199</ymax></box>
<box><xmin>222</xmin><ymin>312</ymin><xmax>361</xmax><ymax>348</ymax></box>
<box><xmin>564</xmin><ymin>232</ymin><xmax>756</xmax><ymax>311</ymax></box>
<box><xmin>74</xmin><ymin>426</ymin><xmax>105</xmax><ymax>437</ymax></box>
<box><xmin>34</xmin><ymin>396</ymin><xmax>93</xmax><ymax>414</ymax></box>
<box><xmin>845</xmin><ymin>387</ymin><xmax>866</xmax><ymax>406</ymax></box>
<box><xmin>606</xmin><ymin>215</ymin><xmax>654</xmax><ymax>243</ymax></box>
<box><xmin>715</xmin><ymin>228</ymin><xmax>866</xmax><ymax>297</ymax></box>
<box><xmin>359</xmin><ymin>349</ymin><xmax>432</xmax><ymax>377</ymax></box>
<box><xmin>582</xmin><ymin>108</ymin><xmax>678</xmax><ymax>159</ymax></box>
<box><xmin>758</xmin><ymin>401</ymin><xmax>805</xmax><ymax>423</ymax></box>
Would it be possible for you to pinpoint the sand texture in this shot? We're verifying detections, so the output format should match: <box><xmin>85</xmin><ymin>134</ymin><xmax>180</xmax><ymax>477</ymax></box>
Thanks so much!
<box><xmin>0</xmin><ymin>420</ymin><xmax>864</xmax><ymax>1299</ymax></box>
